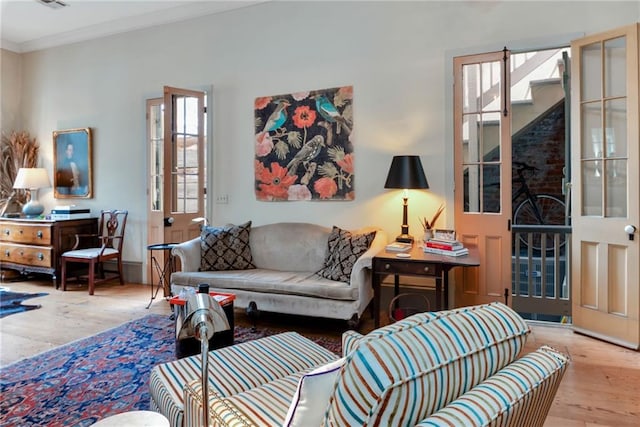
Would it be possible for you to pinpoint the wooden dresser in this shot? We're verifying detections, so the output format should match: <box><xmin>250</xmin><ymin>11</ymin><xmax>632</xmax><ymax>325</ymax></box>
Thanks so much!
<box><xmin>0</xmin><ymin>217</ymin><xmax>98</xmax><ymax>287</ymax></box>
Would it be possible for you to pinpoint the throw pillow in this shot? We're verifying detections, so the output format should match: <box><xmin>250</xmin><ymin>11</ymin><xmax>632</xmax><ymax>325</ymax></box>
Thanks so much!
<box><xmin>199</xmin><ymin>221</ymin><xmax>255</xmax><ymax>271</ymax></box>
<box><xmin>283</xmin><ymin>357</ymin><xmax>345</xmax><ymax>427</ymax></box>
<box><xmin>317</xmin><ymin>226</ymin><xmax>376</xmax><ymax>283</ymax></box>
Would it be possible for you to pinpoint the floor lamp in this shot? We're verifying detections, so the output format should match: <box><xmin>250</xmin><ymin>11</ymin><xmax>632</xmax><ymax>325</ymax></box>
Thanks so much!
<box><xmin>178</xmin><ymin>285</ymin><xmax>230</xmax><ymax>426</ymax></box>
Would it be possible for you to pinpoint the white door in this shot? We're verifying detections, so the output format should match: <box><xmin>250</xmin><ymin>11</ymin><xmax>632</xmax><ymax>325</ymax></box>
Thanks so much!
<box><xmin>162</xmin><ymin>86</ymin><xmax>206</xmax><ymax>244</ymax></box>
<box><xmin>453</xmin><ymin>50</ymin><xmax>513</xmax><ymax>307</ymax></box>
<box><xmin>146</xmin><ymin>87</ymin><xmax>206</xmax><ymax>287</ymax></box>
<box><xmin>571</xmin><ymin>24</ymin><xmax>639</xmax><ymax>349</ymax></box>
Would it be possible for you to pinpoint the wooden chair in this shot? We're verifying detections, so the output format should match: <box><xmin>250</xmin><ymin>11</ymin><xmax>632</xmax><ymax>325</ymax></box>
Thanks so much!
<box><xmin>61</xmin><ymin>210</ymin><xmax>128</xmax><ymax>295</ymax></box>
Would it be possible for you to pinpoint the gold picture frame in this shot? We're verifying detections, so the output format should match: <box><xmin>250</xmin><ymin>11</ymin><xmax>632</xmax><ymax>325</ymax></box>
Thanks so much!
<box><xmin>53</xmin><ymin>128</ymin><xmax>93</xmax><ymax>198</ymax></box>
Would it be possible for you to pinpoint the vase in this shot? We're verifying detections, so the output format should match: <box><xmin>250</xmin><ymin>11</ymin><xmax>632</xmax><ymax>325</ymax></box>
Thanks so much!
<box><xmin>423</xmin><ymin>229</ymin><xmax>434</xmax><ymax>242</ymax></box>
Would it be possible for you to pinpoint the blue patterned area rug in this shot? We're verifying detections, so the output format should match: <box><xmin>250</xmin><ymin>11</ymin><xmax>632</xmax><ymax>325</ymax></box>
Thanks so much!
<box><xmin>0</xmin><ymin>289</ymin><xmax>48</xmax><ymax>318</ymax></box>
<box><xmin>0</xmin><ymin>313</ymin><xmax>340</xmax><ymax>426</ymax></box>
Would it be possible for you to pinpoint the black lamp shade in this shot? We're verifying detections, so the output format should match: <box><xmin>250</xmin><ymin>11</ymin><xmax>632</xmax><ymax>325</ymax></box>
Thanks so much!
<box><xmin>384</xmin><ymin>155</ymin><xmax>429</xmax><ymax>189</ymax></box>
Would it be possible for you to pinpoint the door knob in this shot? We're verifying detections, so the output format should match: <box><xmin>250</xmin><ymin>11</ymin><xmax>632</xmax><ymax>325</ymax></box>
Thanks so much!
<box><xmin>164</xmin><ymin>217</ymin><xmax>175</xmax><ymax>227</ymax></box>
<box><xmin>624</xmin><ymin>225</ymin><xmax>636</xmax><ymax>241</ymax></box>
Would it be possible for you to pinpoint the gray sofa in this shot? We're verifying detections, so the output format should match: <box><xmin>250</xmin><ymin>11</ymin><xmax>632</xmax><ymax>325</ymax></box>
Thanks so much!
<box><xmin>170</xmin><ymin>222</ymin><xmax>387</xmax><ymax>325</ymax></box>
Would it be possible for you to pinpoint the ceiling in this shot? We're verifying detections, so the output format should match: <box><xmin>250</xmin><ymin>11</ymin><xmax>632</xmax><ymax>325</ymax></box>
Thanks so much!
<box><xmin>0</xmin><ymin>0</ymin><xmax>267</xmax><ymax>53</ymax></box>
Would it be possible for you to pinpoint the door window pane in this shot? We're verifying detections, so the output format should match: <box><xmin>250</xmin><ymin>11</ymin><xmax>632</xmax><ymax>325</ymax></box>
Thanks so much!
<box><xmin>483</xmin><ymin>164</ymin><xmax>501</xmax><ymax>213</ymax></box>
<box><xmin>604</xmin><ymin>36</ymin><xmax>626</xmax><ymax>98</ymax></box>
<box><xmin>605</xmin><ymin>159</ymin><xmax>626</xmax><ymax>217</ymax></box>
<box><xmin>464</xmin><ymin>164</ymin><xmax>480</xmax><ymax>213</ymax></box>
<box><xmin>463</xmin><ymin>114</ymin><xmax>481</xmax><ymax>163</ymax></box>
<box><xmin>582</xmin><ymin>160</ymin><xmax>602</xmax><ymax>216</ymax></box>
<box><xmin>581</xmin><ymin>42</ymin><xmax>602</xmax><ymax>101</ymax></box>
<box><xmin>148</xmin><ymin>102</ymin><xmax>163</xmax><ymax>211</ymax></box>
<box><xmin>604</xmin><ymin>98</ymin><xmax>627</xmax><ymax>158</ymax></box>
<box><xmin>582</xmin><ymin>103</ymin><xmax>602</xmax><ymax>158</ymax></box>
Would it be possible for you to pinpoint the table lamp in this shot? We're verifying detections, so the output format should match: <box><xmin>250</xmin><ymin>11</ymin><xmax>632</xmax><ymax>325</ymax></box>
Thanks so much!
<box><xmin>384</xmin><ymin>155</ymin><xmax>429</xmax><ymax>243</ymax></box>
<box><xmin>13</xmin><ymin>168</ymin><xmax>51</xmax><ymax>218</ymax></box>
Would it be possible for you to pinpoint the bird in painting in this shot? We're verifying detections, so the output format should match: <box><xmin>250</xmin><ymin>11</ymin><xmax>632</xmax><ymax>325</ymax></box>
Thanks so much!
<box><xmin>262</xmin><ymin>99</ymin><xmax>291</xmax><ymax>133</ymax></box>
<box><xmin>312</xmin><ymin>94</ymin><xmax>351</xmax><ymax>135</ymax></box>
<box><xmin>286</xmin><ymin>135</ymin><xmax>325</xmax><ymax>175</ymax></box>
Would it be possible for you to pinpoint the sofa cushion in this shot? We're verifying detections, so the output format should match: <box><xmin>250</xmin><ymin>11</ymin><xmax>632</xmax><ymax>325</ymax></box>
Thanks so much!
<box><xmin>283</xmin><ymin>357</ymin><xmax>345</xmax><ymax>427</ymax></box>
<box><xmin>171</xmin><ymin>269</ymin><xmax>359</xmax><ymax>300</ymax></box>
<box><xmin>325</xmin><ymin>302</ymin><xmax>531</xmax><ymax>426</ymax></box>
<box><xmin>200</xmin><ymin>221</ymin><xmax>255</xmax><ymax>271</ymax></box>
<box><xmin>317</xmin><ymin>226</ymin><xmax>376</xmax><ymax>283</ymax></box>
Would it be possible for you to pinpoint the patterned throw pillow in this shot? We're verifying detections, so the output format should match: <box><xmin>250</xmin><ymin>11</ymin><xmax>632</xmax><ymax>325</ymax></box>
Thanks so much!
<box><xmin>199</xmin><ymin>221</ymin><xmax>255</xmax><ymax>271</ymax></box>
<box><xmin>317</xmin><ymin>226</ymin><xmax>376</xmax><ymax>283</ymax></box>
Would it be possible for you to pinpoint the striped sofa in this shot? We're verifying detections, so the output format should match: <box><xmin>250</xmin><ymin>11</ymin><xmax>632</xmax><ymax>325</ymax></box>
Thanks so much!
<box><xmin>149</xmin><ymin>302</ymin><xmax>569</xmax><ymax>426</ymax></box>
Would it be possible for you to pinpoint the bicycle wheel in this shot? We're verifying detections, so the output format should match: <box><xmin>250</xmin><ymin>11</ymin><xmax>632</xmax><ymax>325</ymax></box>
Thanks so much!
<box><xmin>513</xmin><ymin>194</ymin><xmax>566</xmax><ymax>252</ymax></box>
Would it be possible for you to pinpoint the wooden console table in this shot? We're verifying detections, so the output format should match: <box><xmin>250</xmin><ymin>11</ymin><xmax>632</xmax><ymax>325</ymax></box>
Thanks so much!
<box><xmin>372</xmin><ymin>244</ymin><xmax>480</xmax><ymax>327</ymax></box>
<box><xmin>0</xmin><ymin>217</ymin><xmax>98</xmax><ymax>287</ymax></box>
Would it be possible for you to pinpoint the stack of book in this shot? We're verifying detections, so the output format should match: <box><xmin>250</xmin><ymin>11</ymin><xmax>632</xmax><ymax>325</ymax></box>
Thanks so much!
<box><xmin>423</xmin><ymin>238</ymin><xmax>469</xmax><ymax>256</ymax></box>
<box><xmin>49</xmin><ymin>205</ymin><xmax>92</xmax><ymax>220</ymax></box>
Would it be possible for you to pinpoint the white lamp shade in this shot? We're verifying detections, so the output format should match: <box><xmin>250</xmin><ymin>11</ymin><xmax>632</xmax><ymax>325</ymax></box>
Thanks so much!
<box><xmin>13</xmin><ymin>168</ymin><xmax>51</xmax><ymax>189</ymax></box>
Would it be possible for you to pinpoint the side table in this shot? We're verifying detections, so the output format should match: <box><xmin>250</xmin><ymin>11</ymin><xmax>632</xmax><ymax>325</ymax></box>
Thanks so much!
<box><xmin>146</xmin><ymin>243</ymin><xmax>178</xmax><ymax>309</ymax></box>
<box><xmin>371</xmin><ymin>244</ymin><xmax>480</xmax><ymax>327</ymax></box>
<box><xmin>90</xmin><ymin>410</ymin><xmax>169</xmax><ymax>426</ymax></box>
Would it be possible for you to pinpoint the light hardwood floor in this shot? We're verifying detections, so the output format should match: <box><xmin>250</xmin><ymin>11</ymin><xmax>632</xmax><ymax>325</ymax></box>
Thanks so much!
<box><xmin>0</xmin><ymin>279</ymin><xmax>638</xmax><ymax>426</ymax></box>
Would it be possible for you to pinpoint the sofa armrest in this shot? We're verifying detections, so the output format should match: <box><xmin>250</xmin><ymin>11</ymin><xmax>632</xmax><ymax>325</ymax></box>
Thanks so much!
<box><xmin>415</xmin><ymin>346</ymin><xmax>569</xmax><ymax>427</ymax></box>
<box><xmin>172</xmin><ymin>237</ymin><xmax>201</xmax><ymax>272</ymax></box>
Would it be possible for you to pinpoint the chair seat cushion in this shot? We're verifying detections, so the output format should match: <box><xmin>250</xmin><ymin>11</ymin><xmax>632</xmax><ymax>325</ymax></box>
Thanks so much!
<box><xmin>62</xmin><ymin>247</ymin><xmax>119</xmax><ymax>258</ymax></box>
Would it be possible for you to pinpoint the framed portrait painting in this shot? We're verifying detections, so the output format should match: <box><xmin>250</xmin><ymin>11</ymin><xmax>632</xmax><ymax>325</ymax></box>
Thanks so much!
<box><xmin>53</xmin><ymin>128</ymin><xmax>93</xmax><ymax>198</ymax></box>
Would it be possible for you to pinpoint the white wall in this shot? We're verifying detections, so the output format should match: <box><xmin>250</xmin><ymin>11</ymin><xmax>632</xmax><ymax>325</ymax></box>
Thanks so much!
<box><xmin>1</xmin><ymin>48</ymin><xmax>22</xmax><ymax>133</ymax></box>
<box><xmin>7</xmin><ymin>1</ymin><xmax>640</xmax><ymax>273</ymax></box>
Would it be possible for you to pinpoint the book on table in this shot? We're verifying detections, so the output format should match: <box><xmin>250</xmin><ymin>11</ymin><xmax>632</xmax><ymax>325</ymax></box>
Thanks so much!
<box><xmin>422</xmin><ymin>245</ymin><xmax>469</xmax><ymax>257</ymax></box>
<box><xmin>49</xmin><ymin>212</ymin><xmax>93</xmax><ymax>220</ymax></box>
<box><xmin>424</xmin><ymin>239</ymin><xmax>463</xmax><ymax>251</ymax></box>
<box><xmin>385</xmin><ymin>242</ymin><xmax>412</xmax><ymax>252</ymax></box>
<box><xmin>50</xmin><ymin>208</ymin><xmax>91</xmax><ymax>214</ymax></box>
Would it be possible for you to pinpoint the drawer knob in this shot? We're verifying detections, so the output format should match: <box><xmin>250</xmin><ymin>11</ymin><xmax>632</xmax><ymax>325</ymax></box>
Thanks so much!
<box><xmin>384</xmin><ymin>264</ymin><xmax>391</xmax><ymax>270</ymax></box>
<box><xmin>424</xmin><ymin>266</ymin><xmax>430</xmax><ymax>272</ymax></box>
<box><xmin>3</xmin><ymin>229</ymin><xmax>9</xmax><ymax>236</ymax></box>
<box><xmin>38</xmin><ymin>253</ymin><xmax>44</xmax><ymax>261</ymax></box>
<box><xmin>4</xmin><ymin>250</ymin><xmax>9</xmax><ymax>257</ymax></box>
<box><xmin>37</xmin><ymin>231</ymin><xmax>43</xmax><ymax>238</ymax></box>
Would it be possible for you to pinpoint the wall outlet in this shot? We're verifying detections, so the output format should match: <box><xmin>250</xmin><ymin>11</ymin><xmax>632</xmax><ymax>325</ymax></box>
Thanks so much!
<box><xmin>216</xmin><ymin>194</ymin><xmax>229</xmax><ymax>204</ymax></box>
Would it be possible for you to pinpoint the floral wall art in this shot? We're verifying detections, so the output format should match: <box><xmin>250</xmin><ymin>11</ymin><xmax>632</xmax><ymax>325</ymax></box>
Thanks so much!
<box><xmin>254</xmin><ymin>85</ymin><xmax>354</xmax><ymax>201</ymax></box>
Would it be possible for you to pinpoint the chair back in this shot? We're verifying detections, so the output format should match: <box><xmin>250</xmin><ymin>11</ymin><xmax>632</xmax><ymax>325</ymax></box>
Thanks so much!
<box><xmin>99</xmin><ymin>210</ymin><xmax>128</xmax><ymax>252</ymax></box>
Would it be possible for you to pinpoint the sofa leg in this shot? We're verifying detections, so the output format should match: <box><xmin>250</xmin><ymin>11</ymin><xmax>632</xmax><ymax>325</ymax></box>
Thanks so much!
<box><xmin>246</xmin><ymin>301</ymin><xmax>260</xmax><ymax>332</ymax></box>
<box><xmin>347</xmin><ymin>313</ymin><xmax>360</xmax><ymax>330</ymax></box>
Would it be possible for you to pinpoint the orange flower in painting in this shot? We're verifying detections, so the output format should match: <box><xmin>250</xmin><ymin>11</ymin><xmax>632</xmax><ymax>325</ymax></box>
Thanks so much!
<box><xmin>292</xmin><ymin>105</ymin><xmax>317</xmax><ymax>129</ymax></box>
<box><xmin>314</xmin><ymin>177</ymin><xmax>338</xmax><ymax>199</ymax></box>
<box><xmin>338</xmin><ymin>86</ymin><xmax>353</xmax><ymax>99</ymax></box>
<box><xmin>336</xmin><ymin>153</ymin><xmax>354</xmax><ymax>174</ymax></box>
<box><xmin>255</xmin><ymin>97</ymin><xmax>271</xmax><ymax>110</ymax></box>
<box><xmin>257</xmin><ymin>162</ymin><xmax>297</xmax><ymax>200</ymax></box>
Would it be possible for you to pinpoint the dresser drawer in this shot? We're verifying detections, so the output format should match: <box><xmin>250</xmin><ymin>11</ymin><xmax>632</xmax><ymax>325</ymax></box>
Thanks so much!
<box><xmin>374</xmin><ymin>259</ymin><xmax>438</xmax><ymax>276</ymax></box>
<box><xmin>0</xmin><ymin>242</ymin><xmax>53</xmax><ymax>268</ymax></box>
<box><xmin>1</xmin><ymin>223</ymin><xmax>53</xmax><ymax>245</ymax></box>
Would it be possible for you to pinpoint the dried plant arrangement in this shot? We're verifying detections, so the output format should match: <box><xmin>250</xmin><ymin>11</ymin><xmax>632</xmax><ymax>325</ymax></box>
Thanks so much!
<box><xmin>420</xmin><ymin>203</ymin><xmax>445</xmax><ymax>231</ymax></box>
<box><xmin>0</xmin><ymin>131</ymin><xmax>40</xmax><ymax>212</ymax></box>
